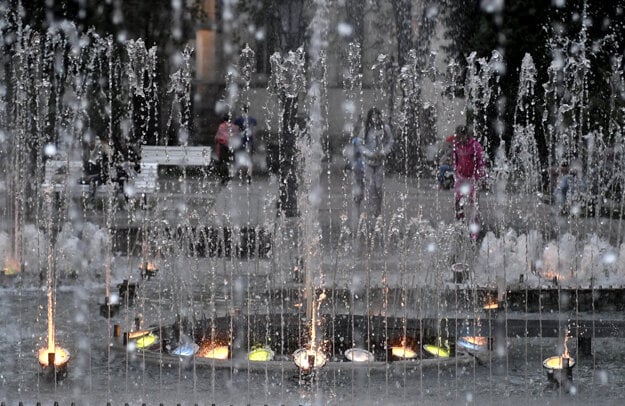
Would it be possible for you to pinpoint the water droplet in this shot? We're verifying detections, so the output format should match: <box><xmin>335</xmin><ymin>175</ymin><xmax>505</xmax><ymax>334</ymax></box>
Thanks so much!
<box><xmin>459</xmin><ymin>182</ymin><xmax>472</xmax><ymax>196</ymax></box>
<box><xmin>337</xmin><ymin>22</ymin><xmax>353</xmax><ymax>37</ymax></box>
<box><xmin>44</xmin><ymin>143</ymin><xmax>57</xmax><ymax>157</ymax></box>
<box><xmin>602</xmin><ymin>252</ymin><xmax>617</xmax><ymax>265</ymax></box>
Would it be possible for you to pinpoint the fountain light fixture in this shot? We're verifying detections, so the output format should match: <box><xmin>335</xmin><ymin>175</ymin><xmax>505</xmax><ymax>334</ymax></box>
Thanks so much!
<box><xmin>483</xmin><ymin>300</ymin><xmax>500</xmax><ymax>311</ymax></box>
<box><xmin>451</xmin><ymin>263</ymin><xmax>470</xmax><ymax>284</ymax></box>
<box><xmin>457</xmin><ymin>336</ymin><xmax>491</xmax><ymax>352</ymax></box>
<box><xmin>128</xmin><ymin>329</ymin><xmax>151</xmax><ymax>339</ymax></box>
<box><xmin>345</xmin><ymin>348</ymin><xmax>374</xmax><ymax>362</ymax></box>
<box><xmin>99</xmin><ymin>295</ymin><xmax>120</xmax><ymax>318</ymax></box>
<box><xmin>3</xmin><ymin>257</ymin><xmax>20</xmax><ymax>275</ymax></box>
<box><xmin>37</xmin><ymin>345</ymin><xmax>69</xmax><ymax>371</ymax></box>
<box><xmin>171</xmin><ymin>342</ymin><xmax>199</xmax><ymax>357</ymax></box>
<box><xmin>391</xmin><ymin>344</ymin><xmax>417</xmax><ymax>360</ymax></box>
<box><xmin>139</xmin><ymin>261</ymin><xmax>159</xmax><ymax>280</ymax></box>
<box><xmin>248</xmin><ymin>346</ymin><xmax>275</xmax><ymax>361</ymax></box>
<box><xmin>542</xmin><ymin>270</ymin><xmax>561</xmax><ymax>285</ymax></box>
<box><xmin>117</xmin><ymin>279</ymin><xmax>137</xmax><ymax>303</ymax></box>
<box><xmin>423</xmin><ymin>343</ymin><xmax>450</xmax><ymax>358</ymax></box>
<box><xmin>197</xmin><ymin>342</ymin><xmax>230</xmax><ymax>360</ymax></box>
<box><xmin>293</xmin><ymin>348</ymin><xmax>327</xmax><ymax>371</ymax></box>
<box><xmin>543</xmin><ymin>355</ymin><xmax>575</xmax><ymax>386</ymax></box>
<box><xmin>130</xmin><ymin>331</ymin><xmax>158</xmax><ymax>349</ymax></box>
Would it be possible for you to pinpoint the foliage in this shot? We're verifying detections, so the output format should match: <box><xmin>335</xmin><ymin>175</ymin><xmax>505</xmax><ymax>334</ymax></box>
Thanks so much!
<box><xmin>441</xmin><ymin>0</ymin><xmax>625</xmax><ymax>161</ymax></box>
<box><xmin>8</xmin><ymin>0</ymin><xmax>202</xmax><ymax>146</ymax></box>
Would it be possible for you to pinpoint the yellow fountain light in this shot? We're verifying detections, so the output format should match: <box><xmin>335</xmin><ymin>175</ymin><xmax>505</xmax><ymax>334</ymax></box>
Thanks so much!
<box><xmin>391</xmin><ymin>345</ymin><xmax>417</xmax><ymax>359</ymax></box>
<box><xmin>197</xmin><ymin>344</ymin><xmax>230</xmax><ymax>360</ymax></box>
<box><xmin>134</xmin><ymin>333</ymin><xmax>158</xmax><ymax>349</ymax></box>
<box><xmin>248</xmin><ymin>346</ymin><xmax>275</xmax><ymax>361</ymax></box>
<box><xmin>543</xmin><ymin>355</ymin><xmax>576</xmax><ymax>370</ymax></box>
<box><xmin>293</xmin><ymin>348</ymin><xmax>327</xmax><ymax>370</ymax></box>
<box><xmin>423</xmin><ymin>344</ymin><xmax>450</xmax><ymax>358</ymax></box>
<box><xmin>345</xmin><ymin>348</ymin><xmax>374</xmax><ymax>362</ymax></box>
<box><xmin>38</xmin><ymin>346</ymin><xmax>70</xmax><ymax>368</ymax></box>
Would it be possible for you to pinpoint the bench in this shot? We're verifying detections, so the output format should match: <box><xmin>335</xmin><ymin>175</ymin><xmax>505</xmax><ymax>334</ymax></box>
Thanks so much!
<box><xmin>41</xmin><ymin>146</ymin><xmax>212</xmax><ymax>200</ymax></box>
<box><xmin>42</xmin><ymin>160</ymin><xmax>158</xmax><ymax>199</ymax></box>
<box><xmin>141</xmin><ymin>145</ymin><xmax>212</xmax><ymax>167</ymax></box>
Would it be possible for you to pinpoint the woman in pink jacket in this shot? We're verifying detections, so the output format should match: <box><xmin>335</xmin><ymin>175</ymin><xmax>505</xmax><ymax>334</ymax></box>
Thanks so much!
<box><xmin>214</xmin><ymin>113</ymin><xmax>240</xmax><ymax>185</ymax></box>
<box><xmin>451</xmin><ymin>125</ymin><xmax>486</xmax><ymax>236</ymax></box>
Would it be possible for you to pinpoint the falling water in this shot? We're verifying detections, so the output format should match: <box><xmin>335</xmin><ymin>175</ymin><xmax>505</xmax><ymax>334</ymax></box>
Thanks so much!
<box><xmin>3</xmin><ymin>2</ymin><xmax>625</xmax><ymax>404</ymax></box>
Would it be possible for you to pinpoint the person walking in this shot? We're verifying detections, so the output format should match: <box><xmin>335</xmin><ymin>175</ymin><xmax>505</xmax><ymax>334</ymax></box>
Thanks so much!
<box><xmin>234</xmin><ymin>107</ymin><xmax>257</xmax><ymax>183</ymax></box>
<box><xmin>80</xmin><ymin>136</ymin><xmax>110</xmax><ymax>207</ymax></box>
<box><xmin>214</xmin><ymin>113</ymin><xmax>240</xmax><ymax>185</ymax></box>
<box><xmin>451</xmin><ymin>125</ymin><xmax>486</xmax><ymax>238</ymax></box>
<box><xmin>436</xmin><ymin>134</ymin><xmax>455</xmax><ymax>190</ymax></box>
<box><xmin>360</xmin><ymin>107</ymin><xmax>394</xmax><ymax>219</ymax></box>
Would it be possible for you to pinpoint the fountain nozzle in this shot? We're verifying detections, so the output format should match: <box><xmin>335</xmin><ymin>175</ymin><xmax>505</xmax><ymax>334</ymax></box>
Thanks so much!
<box><xmin>543</xmin><ymin>355</ymin><xmax>575</xmax><ymax>389</ymax></box>
<box><xmin>99</xmin><ymin>296</ymin><xmax>120</xmax><ymax>318</ymax></box>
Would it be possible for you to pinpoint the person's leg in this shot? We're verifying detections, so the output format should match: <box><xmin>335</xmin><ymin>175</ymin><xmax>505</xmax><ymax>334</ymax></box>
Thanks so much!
<box><xmin>438</xmin><ymin>164</ymin><xmax>452</xmax><ymax>188</ymax></box>
<box><xmin>374</xmin><ymin>165</ymin><xmax>384</xmax><ymax>218</ymax></box>
<box><xmin>454</xmin><ymin>176</ymin><xmax>467</xmax><ymax>220</ymax></box>
<box><xmin>555</xmin><ymin>175</ymin><xmax>569</xmax><ymax>213</ymax></box>
<box><xmin>468</xmin><ymin>180</ymin><xmax>480</xmax><ymax>238</ymax></box>
<box><xmin>364</xmin><ymin>164</ymin><xmax>375</xmax><ymax>218</ymax></box>
<box><xmin>88</xmin><ymin>175</ymin><xmax>102</xmax><ymax>207</ymax></box>
<box><xmin>354</xmin><ymin>168</ymin><xmax>364</xmax><ymax>204</ymax></box>
<box><xmin>350</xmin><ymin>168</ymin><xmax>364</xmax><ymax>234</ymax></box>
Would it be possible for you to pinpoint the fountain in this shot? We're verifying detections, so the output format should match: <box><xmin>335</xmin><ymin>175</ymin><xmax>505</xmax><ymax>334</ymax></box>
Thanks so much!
<box><xmin>1</xmin><ymin>2</ymin><xmax>625</xmax><ymax>404</ymax></box>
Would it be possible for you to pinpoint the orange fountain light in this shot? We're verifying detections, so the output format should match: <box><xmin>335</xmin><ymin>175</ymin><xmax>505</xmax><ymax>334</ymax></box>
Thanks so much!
<box><xmin>544</xmin><ymin>332</ymin><xmax>576</xmax><ymax>370</ymax></box>
<box><xmin>483</xmin><ymin>301</ymin><xmax>499</xmax><ymax>310</ymax></box>
<box><xmin>543</xmin><ymin>355</ymin><xmax>576</xmax><ymax>370</ymax></box>
<box><xmin>197</xmin><ymin>343</ymin><xmax>229</xmax><ymax>360</ymax></box>
<box><xmin>3</xmin><ymin>257</ymin><xmax>20</xmax><ymax>275</ymax></box>
<box><xmin>38</xmin><ymin>346</ymin><xmax>70</xmax><ymax>368</ymax></box>
<box><xmin>462</xmin><ymin>336</ymin><xmax>489</xmax><ymax>346</ymax></box>
<box><xmin>542</xmin><ymin>270</ymin><xmax>563</xmax><ymax>282</ymax></box>
<box><xmin>139</xmin><ymin>261</ymin><xmax>159</xmax><ymax>279</ymax></box>
<box><xmin>140</xmin><ymin>262</ymin><xmax>158</xmax><ymax>271</ymax></box>
<box><xmin>391</xmin><ymin>345</ymin><xmax>417</xmax><ymax>359</ymax></box>
<box><xmin>128</xmin><ymin>330</ymin><xmax>151</xmax><ymax>339</ymax></box>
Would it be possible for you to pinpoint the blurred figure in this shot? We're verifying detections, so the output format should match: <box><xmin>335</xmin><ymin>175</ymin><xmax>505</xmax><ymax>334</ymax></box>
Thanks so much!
<box><xmin>214</xmin><ymin>113</ymin><xmax>240</xmax><ymax>185</ymax></box>
<box><xmin>351</xmin><ymin>133</ymin><xmax>365</xmax><ymax>210</ymax></box>
<box><xmin>436</xmin><ymin>134</ymin><xmax>455</xmax><ymax>190</ymax></box>
<box><xmin>553</xmin><ymin>160</ymin><xmax>587</xmax><ymax>215</ymax></box>
<box><xmin>451</xmin><ymin>125</ymin><xmax>486</xmax><ymax>238</ymax></box>
<box><xmin>234</xmin><ymin>107</ymin><xmax>257</xmax><ymax>183</ymax></box>
<box><xmin>80</xmin><ymin>136</ymin><xmax>110</xmax><ymax>206</ymax></box>
<box><xmin>360</xmin><ymin>107</ymin><xmax>394</xmax><ymax>219</ymax></box>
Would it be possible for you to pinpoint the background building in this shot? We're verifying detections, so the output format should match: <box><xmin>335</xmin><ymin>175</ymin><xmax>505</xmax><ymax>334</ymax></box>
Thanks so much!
<box><xmin>191</xmin><ymin>0</ymin><xmax>462</xmax><ymax>161</ymax></box>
